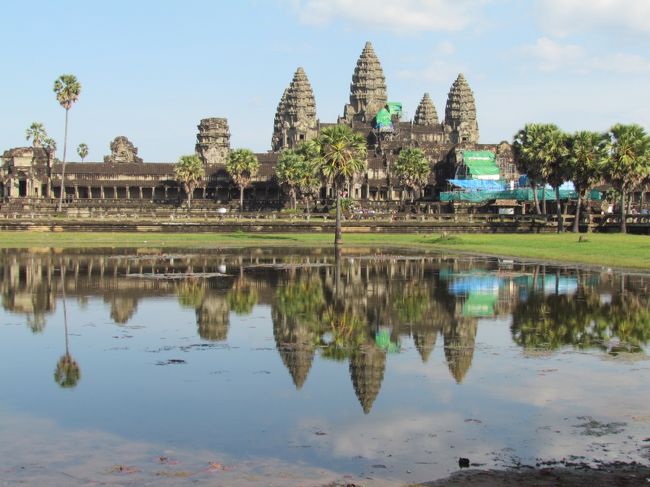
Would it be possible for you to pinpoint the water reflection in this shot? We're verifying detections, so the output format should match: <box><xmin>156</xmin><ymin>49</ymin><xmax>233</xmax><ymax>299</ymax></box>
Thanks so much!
<box><xmin>1</xmin><ymin>248</ymin><xmax>649</xmax><ymax>414</ymax></box>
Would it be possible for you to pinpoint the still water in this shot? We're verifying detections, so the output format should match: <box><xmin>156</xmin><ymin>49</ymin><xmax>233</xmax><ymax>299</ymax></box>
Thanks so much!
<box><xmin>1</xmin><ymin>247</ymin><xmax>649</xmax><ymax>486</ymax></box>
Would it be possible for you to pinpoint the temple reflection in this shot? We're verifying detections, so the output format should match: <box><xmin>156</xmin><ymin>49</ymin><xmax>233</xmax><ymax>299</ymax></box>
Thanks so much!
<box><xmin>2</xmin><ymin>248</ymin><xmax>649</xmax><ymax>412</ymax></box>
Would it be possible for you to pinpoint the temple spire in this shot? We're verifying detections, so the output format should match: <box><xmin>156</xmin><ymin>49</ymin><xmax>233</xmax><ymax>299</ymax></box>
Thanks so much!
<box><xmin>342</xmin><ymin>41</ymin><xmax>388</xmax><ymax>123</ymax></box>
<box><xmin>444</xmin><ymin>73</ymin><xmax>479</xmax><ymax>144</ymax></box>
<box><xmin>414</xmin><ymin>93</ymin><xmax>439</xmax><ymax>126</ymax></box>
<box><xmin>272</xmin><ymin>67</ymin><xmax>317</xmax><ymax>151</ymax></box>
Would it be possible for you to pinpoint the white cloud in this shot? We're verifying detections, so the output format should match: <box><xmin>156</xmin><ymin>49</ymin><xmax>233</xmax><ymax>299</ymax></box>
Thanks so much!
<box><xmin>290</xmin><ymin>0</ymin><xmax>490</xmax><ymax>33</ymax></box>
<box><xmin>537</xmin><ymin>0</ymin><xmax>650</xmax><ymax>37</ymax></box>
<box><xmin>521</xmin><ymin>37</ymin><xmax>650</xmax><ymax>75</ymax></box>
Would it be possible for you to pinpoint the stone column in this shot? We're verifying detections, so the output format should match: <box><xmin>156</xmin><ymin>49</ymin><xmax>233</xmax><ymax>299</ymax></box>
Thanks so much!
<box><xmin>126</xmin><ymin>187</ymin><xmax>131</xmax><ymax>199</ymax></box>
<box><xmin>74</xmin><ymin>185</ymin><xmax>79</xmax><ymax>199</ymax></box>
<box><xmin>151</xmin><ymin>187</ymin><xmax>156</xmax><ymax>202</ymax></box>
<box><xmin>88</xmin><ymin>186</ymin><xmax>93</xmax><ymax>199</ymax></box>
<box><xmin>139</xmin><ymin>187</ymin><xmax>143</xmax><ymax>199</ymax></box>
<box><xmin>100</xmin><ymin>186</ymin><xmax>105</xmax><ymax>199</ymax></box>
<box><xmin>113</xmin><ymin>186</ymin><xmax>117</xmax><ymax>199</ymax></box>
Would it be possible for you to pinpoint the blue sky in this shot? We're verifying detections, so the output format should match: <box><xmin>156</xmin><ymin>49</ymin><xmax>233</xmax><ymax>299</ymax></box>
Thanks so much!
<box><xmin>2</xmin><ymin>0</ymin><xmax>649</xmax><ymax>161</ymax></box>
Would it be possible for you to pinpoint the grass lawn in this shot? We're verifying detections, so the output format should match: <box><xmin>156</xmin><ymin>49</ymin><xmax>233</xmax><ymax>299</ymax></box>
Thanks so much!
<box><xmin>0</xmin><ymin>231</ymin><xmax>648</xmax><ymax>270</ymax></box>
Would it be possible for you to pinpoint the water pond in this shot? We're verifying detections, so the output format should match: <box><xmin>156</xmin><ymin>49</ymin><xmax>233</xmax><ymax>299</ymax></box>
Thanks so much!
<box><xmin>1</xmin><ymin>247</ymin><xmax>649</xmax><ymax>486</ymax></box>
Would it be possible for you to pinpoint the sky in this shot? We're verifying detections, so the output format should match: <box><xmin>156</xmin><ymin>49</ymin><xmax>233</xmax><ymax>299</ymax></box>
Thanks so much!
<box><xmin>2</xmin><ymin>0</ymin><xmax>649</xmax><ymax>162</ymax></box>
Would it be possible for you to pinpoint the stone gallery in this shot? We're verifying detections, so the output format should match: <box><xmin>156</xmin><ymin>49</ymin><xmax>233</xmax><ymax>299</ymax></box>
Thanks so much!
<box><xmin>0</xmin><ymin>42</ymin><xmax>515</xmax><ymax>206</ymax></box>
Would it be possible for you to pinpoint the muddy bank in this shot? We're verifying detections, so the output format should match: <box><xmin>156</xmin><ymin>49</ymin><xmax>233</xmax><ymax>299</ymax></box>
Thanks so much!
<box><xmin>414</xmin><ymin>462</ymin><xmax>650</xmax><ymax>486</ymax></box>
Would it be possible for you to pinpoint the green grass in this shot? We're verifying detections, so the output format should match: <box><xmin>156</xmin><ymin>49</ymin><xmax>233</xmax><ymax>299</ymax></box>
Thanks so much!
<box><xmin>0</xmin><ymin>231</ymin><xmax>648</xmax><ymax>270</ymax></box>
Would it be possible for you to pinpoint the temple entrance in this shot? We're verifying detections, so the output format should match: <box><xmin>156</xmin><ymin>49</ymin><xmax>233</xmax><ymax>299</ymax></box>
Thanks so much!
<box><xmin>18</xmin><ymin>180</ymin><xmax>27</xmax><ymax>197</ymax></box>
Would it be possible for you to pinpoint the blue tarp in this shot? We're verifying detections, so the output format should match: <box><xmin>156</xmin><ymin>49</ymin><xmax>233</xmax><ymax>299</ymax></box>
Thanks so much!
<box><xmin>518</xmin><ymin>175</ymin><xmax>575</xmax><ymax>191</ymax></box>
<box><xmin>449</xmin><ymin>179</ymin><xmax>506</xmax><ymax>192</ymax></box>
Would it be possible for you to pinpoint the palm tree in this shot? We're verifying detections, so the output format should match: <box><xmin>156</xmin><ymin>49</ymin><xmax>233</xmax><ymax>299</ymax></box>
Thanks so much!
<box><xmin>393</xmin><ymin>147</ymin><xmax>430</xmax><ymax>203</ymax></box>
<box><xmin>276</xmin><ymin>149</ymin><xmax>306</xmax><ymax>210</ymax></box>
<box><xmin>566</xmin><ymin>131</ymin><xmax>609</xmax><ymax>232</ymax></box>
<box><xmin>53</xmin><ymin>74</ymin><xmax>81</xmax><ymax>211</ymax></box>
<box><xmin>174</xmin><ymin>154</ymin><xmax>205</xmax><ymax>209</ymax></box>
<box><xmin>25</xmin><ymin>122</ymin><xmax>47</xmax><ymax>148</ymax></box>
<box><xmin>604</xmin><ymin>124</ymin><xmax>650</xmax><ymax>233</ymax></box>
<box><xmin>226</xmin><ymin>148</ymin><xmax>259</xmax><ymax>212</ymax></box>
<box><xmin>312</xmin><ymin>125</ymin><xmax>367</xmax><ymax>246</ymax></box>
<box><xmin>513</xmin><ymin>124</ymin><xmax>546</xmax><ymax>214</ymax></box>
<box><xmin>77</xmin><ymin>143</ymin><xmax>88</xmax><ymax>162</ymax></box>
<box><xmin>537</xmin><ymin>125</ymin><xmax>569</xmax><ymax>232</ymax></box>
<box><xmin>54</xmin><ymin>263</ymin><xmax>81</xmax><ymax>388</ymax></box>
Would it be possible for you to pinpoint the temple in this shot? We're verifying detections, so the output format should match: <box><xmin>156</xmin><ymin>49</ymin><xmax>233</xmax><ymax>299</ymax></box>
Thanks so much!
<box><xmin>0</xmin><ymin>41</ymin><xmax>517</xmax><ymax>207</ymax></box>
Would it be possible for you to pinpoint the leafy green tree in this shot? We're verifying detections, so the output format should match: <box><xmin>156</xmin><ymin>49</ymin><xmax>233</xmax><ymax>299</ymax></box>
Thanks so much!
<box><xmin>53</xmin><ymin>74</ymin><xmax>81</xmax><ymax>211</ymax></box>
<box><xmin>77</xmin><ymin>143</ymin><xmax>88</xmax><ymax>162</ymax></box>
<box><xmin>174</xmin><ymin>154</ymin><xmax>205</xmax><ymax>209</ymax></box>
<box><xmin>393</xmin><ymin>147</ymin><xmax>430</xmax><ymax>203</ymax></box>
<box><xmin>25</xmin><ymin>122</ymin><xmax>47</xmax><ymax>148</ymax></box>
<box><xmin>312</xmin><ymin>125</ymin><xmax>367</xmax><ymax>246</ymax></box>
<box><xmin>566</xmin><ymin>131</ymin><xmax>609</xmax><ymax>232</ymax></box>
<box><xmin>604</xmin><ymin>124</ymin><xmax>650</xmax><ymax>233</ymax></box>
<box><xmin>513</xmin><ymin>124</ymin><xmax>547</xmax><ymax>214</ymax></box>
<box><xmin>276</xmin><ymin>149</ymin><xmax>306</xmax><ymax>210</ymax></box>
<box><xmin>226</xmin><ymin>148</ymin><xmax>259</xmax><ymax>212</ymax></box>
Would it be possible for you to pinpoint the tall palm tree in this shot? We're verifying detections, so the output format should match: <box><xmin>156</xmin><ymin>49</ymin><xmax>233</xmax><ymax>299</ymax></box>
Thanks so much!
<box><xmin>25</xmin><ymin>122</ymin><xmax>47</xmax><ymax>148</ymax></box>
<box><xmin>537</xmin><ymin>125</ymin><xmax>569</xmax><ymax>232</ymax></box>
<box><xmin>566</xmin><ymin>131</ymin><xmax>608</xmax><ymax>232</ymax></box>
<box><xmin>54</xmin><ymin>263</ymin><xmax>81</xmax><ymax>388</ymax></box>
<box><xmin>513</xmin><ymin>124</ymin><xmax>545</xmax><ymax>214</ymax></box>
<box><xmin>393</xmin><ymin>147</ymin><xmax>430</xmax><ymax>203</ymax></box>
<box><xmin>53</xmin><ymin>74</ymin><xmax>81</xmax><ymax>211</ymax></box>
<box><xmin>174</xmin><ymin>154</ymin><xmax>205</xmax><ymax>209</ymax></box>
<box><xmin>605</xmin><ymin>124</ymin><xmax>650</xmax><ymax>233</ymax></box>
<box><xmin>77</xmin><ymin>143</ymin><xmax>88</xmax><ymax>162</ymax></box>
<box><xmin>226</xmin><ymin>149</ymin><xmax>259</xmax><ymax>212</ymax></box>
<box><xmin>313</xmin><ymin>125</ymin><xmax>367</xmax><ymax>246</ymax></box>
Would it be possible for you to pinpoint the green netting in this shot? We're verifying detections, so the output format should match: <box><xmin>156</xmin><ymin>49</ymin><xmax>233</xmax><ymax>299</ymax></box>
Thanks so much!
<box><xmin>440</xmin><ymin>188</ymin><xmax>602</xmax><ymax>203</ymax></box>
<box><xmin>375</xmin><ymin>329</ymin><xmax>400</xmax><ymax>353</ymax></box>
<box><xmin>387</xmin><ymin>102</ymin><xmax>402</xmax><ymax>116</ymax></box>
<box><xmin>374</xmin><ymin>107</ymin><xmax>393</xmax><ymax>128</ymax></box>
<box><xmin>463</xmin><ymin>151</ymin><xmax>499</xmax><ymax>177</ymax></box>
<box><xmin>462</xmin><ymin>293</ymin><xmax>497</xmax><ymax>317</ymax></box>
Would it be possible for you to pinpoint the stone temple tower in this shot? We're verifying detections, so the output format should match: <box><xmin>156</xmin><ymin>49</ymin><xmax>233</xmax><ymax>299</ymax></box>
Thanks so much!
<box><xmin>414</xmin><ymin>93</ymin><xmax>439</xmax><ymax>126</ymax></box>
<box><xmin>195</xmin><ymin>118</ymin><xmax>230</xmax><ymax>165</ymax></box>
<box><xmin>444</xmin><ymin>74</ymin><xmax>479</xmax><ymax>144</ymax></box>
<box><xmin>271</xmin><ymin>67</ymin><xmax>318</xmax><ymax>151</ymax></box>
<box><xmin>342</xmin><ymin>41</ymin><xmax>388</xmax><ymax>124</ymax></box>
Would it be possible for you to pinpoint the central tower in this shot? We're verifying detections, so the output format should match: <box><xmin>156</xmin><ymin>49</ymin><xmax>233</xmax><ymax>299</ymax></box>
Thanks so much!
<box><xmin>342</xmin><ymin>42</ymin><xmax>387</xmax><ymax>124</ymax></box>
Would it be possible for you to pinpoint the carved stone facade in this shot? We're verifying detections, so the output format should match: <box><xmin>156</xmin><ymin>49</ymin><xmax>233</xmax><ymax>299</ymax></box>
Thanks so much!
<box><xmin>104</xmin><ymin>136</ymin><xmax>143</xmax><ymax>164</ymax></box>
<box><xmin>444</xmin><ymin>74</ymin><xmax>479</xmax><ymax>144</ymax></box>
<box><xmin>1</xmin><ymin>41</ymin><xmax>522</xmax><ymax>206</ymax></box>
<box><xmin>342</xmin><ymin>42</ymin><xmax>387</xmax><ymax>124</ymax></box>
<box><xmin>271</xmin><ymin>67</ymin><xmax>318</xmax><ymax>152</ymax></box>
<box><xmin>414</xmin><ymin>93</ymin><xmax>439</xmax><ymax>126</ymax></box>
<box><xmin>196</xmin><ymin>118</ymin><xmax>230</xmax><ymax>165</ymax></box>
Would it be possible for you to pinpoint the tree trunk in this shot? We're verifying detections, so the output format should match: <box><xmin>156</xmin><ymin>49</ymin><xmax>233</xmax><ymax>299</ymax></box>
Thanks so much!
<box><xmin>572</xmin><ymin>193</ymin><xmax>582</xmax><ymax>233</ymax></box>
<box><xmin>57</xmin><ymin>108</ymin><xmax>70</xmax><ymax>212</ymax></box>
<box><xmin>239</xmin><ymin>185</ymin><xmax>244</xmax><ymax>213</ymax></box>
<box><xmin>334</xmin><ymin>181</ymin><xmax>342</xmax><ymax>247</ymax></box>
<box><xmin>620</xmin><ymin>191</ymin><xmax>627</xmax><ymax>233</ymax></box>
<box><xmin>555</xmin><ymin>186</ymin><xmax>563</xmax><ymax>233</ymax></box>
<box><xmin>187</xmin><ymin>191</ymin><xmax>192</xmax><ymax>210</ymax></box>
<box><xmin>531</xmin><ymin>182</ymin><xmax>541</xmax><ymax>214</ymax></box>
<box><xmin>542</xmin><ymin>184</ymin><xmax>547</xmax><ymax>214</ymax></box>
